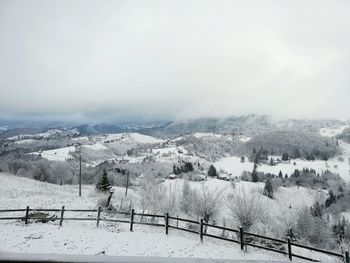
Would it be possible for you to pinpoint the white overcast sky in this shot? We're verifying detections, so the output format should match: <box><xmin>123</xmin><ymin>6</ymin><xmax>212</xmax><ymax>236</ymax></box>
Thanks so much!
<box><xmin>0</xmin><ymin>0</ymin><xmax>349</xmax><ymax>121</ymax></box>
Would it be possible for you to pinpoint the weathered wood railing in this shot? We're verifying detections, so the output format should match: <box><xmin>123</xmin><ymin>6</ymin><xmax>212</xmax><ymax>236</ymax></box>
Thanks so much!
<box><xmin>0</xmin><ymin>207</ymin><xmax>348</xmax><ymax>263</ymax></box>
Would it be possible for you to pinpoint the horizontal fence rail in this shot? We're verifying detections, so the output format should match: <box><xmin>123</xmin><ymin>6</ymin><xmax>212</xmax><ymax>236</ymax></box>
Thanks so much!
<box><xmin>0</xmin><ymin>207</ymin><xmax>348</xmax><ymax>263</ymax></box>
<box><xmin>244</xmin><ymin>231</ymin><xmax>287</xmax><ymax>245</ymax></box>
<box><xmin>291</xmin><ymin>242</ymin><xmax>344</xmax><ymax>259</ymax></box>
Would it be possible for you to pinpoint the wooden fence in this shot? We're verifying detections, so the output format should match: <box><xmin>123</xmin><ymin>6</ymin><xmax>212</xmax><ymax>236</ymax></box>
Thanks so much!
<box><xmin>0</xmin><ymin>206</ymin><xmax>349</xmax><ymax>263</ymax></box>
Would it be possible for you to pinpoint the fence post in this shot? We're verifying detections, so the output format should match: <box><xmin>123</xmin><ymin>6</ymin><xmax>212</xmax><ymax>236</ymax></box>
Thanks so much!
<box><xmin>345</xmin><ymin>251</ymin><xmax>349</xmax><ymax>263</ymax></box>
<box><xmin>239</xmin><ymin>226</ymin><xmax>244</xmax><ymax>251</ymax></box>
<box><xmin>25</xmin><ymin>206</ymin><xmax>29</xmax><ymax>225</ymax></box>
<box><xmin>59</xmin><ymin>206</ymin><xmax>65</xmax><ymax>226</ymax></box>
<box><xmin>130</xmin><ymin>209</ymin><xmax>134</xmax><ymax>231</ymax></box>
<box><xmin>176</xmin><ymin>215</ymin><xmax>179</xmax><ymax>228</ymax></box>
<box><xmin>200</xmin><ymin>218</ymin><xmax>203</xmax><ymax>243</ymax></box>
<box><xmin>287</xmin><ymin>237</ymin><xmax>292</xmax><ymax>261</ymax></box>
<box><xmin>165</xmin><ymin>213</ymin><xmax>169</xmax><ymax>235</ymax></box>
<box><xmin>96</xmin><ymin>207</ymin><xmax>101</xmax><ymax>227</ymax></box>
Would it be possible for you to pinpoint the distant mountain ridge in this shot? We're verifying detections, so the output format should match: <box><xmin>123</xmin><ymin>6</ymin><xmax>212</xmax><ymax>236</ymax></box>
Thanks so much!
<box><xmin>142</xmin><ymin>115</ymin><xmax>346</xmax><ymax>138</ymax></box>
<box><xmin>0</xmin><ymin>115</ymin><xmax>347</xmax><ymax>139</ymax></box>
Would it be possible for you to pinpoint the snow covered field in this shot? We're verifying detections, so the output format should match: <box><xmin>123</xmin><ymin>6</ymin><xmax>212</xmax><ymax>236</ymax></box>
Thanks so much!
<box><xmin>0</xmin><ymin>221</ymin><xmax>298</xmax><ymax>261</ymax></box>
<box><xmin>0</xmin><ymin>173</ymin><xmax>335</xmax><ymax>262</ymax></box>
<box><xmin>31</xmin><ymin>146</ymin><xmax>76</xmax><ymax>162</ymax></box>
<box><xmin>163</xmin><ymin>178</ymin><xmax>326</xmax><ymax>227</ymax></box>
<box><xmin>319</xmin><ymin>125</ymin><xmax>349</xmax><ymax>138</ymax></box>
<box><xmin>0</xmin><ymin>173</ymin><xmax>291</xmax><ymax>262</ymax></box>
<box><xmin>215</xmin><ymin>140</ymin><xmax>350</xmax><ymax>183</ymax></box>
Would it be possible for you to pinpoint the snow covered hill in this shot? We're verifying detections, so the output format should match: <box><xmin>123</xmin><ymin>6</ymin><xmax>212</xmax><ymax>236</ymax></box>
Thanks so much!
<box><xmin>30</xmin><ymin>146</ymin><xmax>76</xmax><ymax>162</ymax></box>
<box><xmin>0</xmin><ymin>173</ymin><xmax>336</xmax><ymax>262</ymax></box>
<box><xmin>215</xmin><ymin>140</ymin><xmax>350</xmax><ymax>183</ymax></box>
<box><xmin>0</xmin><ymin>173</ymin><xmax>298</xmax><ymax>262</ymax></box>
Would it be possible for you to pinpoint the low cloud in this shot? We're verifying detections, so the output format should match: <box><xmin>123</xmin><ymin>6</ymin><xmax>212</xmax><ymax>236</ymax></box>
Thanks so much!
<box><xmin>0</xmin><ymin>0</ymin><xmax>349</xmax><ymax>121</ymax></box>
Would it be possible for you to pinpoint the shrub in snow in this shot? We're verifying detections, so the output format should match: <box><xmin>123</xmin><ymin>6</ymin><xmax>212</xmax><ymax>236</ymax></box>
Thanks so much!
<box><xmin>96</xmin><ymin>191</ymin><xmax>115</xmax><ymax>210</ymax></box>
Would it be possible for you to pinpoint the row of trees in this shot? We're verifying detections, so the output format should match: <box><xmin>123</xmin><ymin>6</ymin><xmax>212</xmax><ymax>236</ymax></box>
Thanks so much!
<box><xmin>245</xmin><ymin>130</ymin><xmax>339</xmax><ymax>161</ymax></box>
<box><xmin>172</xmin><ymin>162</ymin><xmax>194</xmax><ymax>174</ymax></box>
<box><xmin>293</xmin><ymin>202</ymin><xmax>350</xmax><ymax>249</ymax></box>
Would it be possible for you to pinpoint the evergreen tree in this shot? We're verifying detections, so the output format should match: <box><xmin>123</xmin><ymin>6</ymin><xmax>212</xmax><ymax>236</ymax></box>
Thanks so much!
<box><xmin>207</xmin><ymin>165</ymin><xmax>217</xmax><ymax>177</ymax></box>
<box><xmin>292</xmin><ymin>169</ymin><xmax>301</xmax><ymax>177</ymax></box>
<box><xmin>96</xmin><ymin>169</ymin><xmax>111</xmax><ymax>192</ymax></box>
<box><xmin>173</xmin><ymin>164</ymin><xmax>177</xmax><ymax>175</ymax></box>
<box><xmin>332</xmin><ymin>221</ymin><xmax>345</xmax><ymax>244</ymax></box>
<box><xmin>251</xmin><ymin>168</ymin><xmax>258</xmax><ymax>182</ymax></box>
<box><xmin>269</xmin><ymin>157</ymin><xmax>274</xmax><ymax>166</ymax></box>
<box><xmin>240</xmin><ymin>156</ymin><xmax>245</xmax><ymax>163</ymax></box>
<box><xmin>263</xmin><ymin>179</ymin><xmax>273</xmax><ymax>198</ymax></box>
<box><xmin>310</xmin><ymin>201</ymin><xmax>323</xmax><ymax>218</ymax></box>
<box><xmin>282</xmin><ymin>152</ymin><xmax>289</xmax><ymax>161</ymax></box>
<box><xmin>184</xmin><ymin>162</ymin><xmax>194</xmax><ymax>172</ymax></box>
<box><xmin>278</xmin><ymin>170</ymin><xmax>283</xmax><ymax>178</ymax></box>
<box><xmin>325</xmin><ymin>190</ymin><xmax>336</xmax><ymax>207</ymax></box>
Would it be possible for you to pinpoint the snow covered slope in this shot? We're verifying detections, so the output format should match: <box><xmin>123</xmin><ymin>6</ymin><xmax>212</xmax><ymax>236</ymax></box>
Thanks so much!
<box><xmin>215</xmin><ymin>140</ymin><xmax>350</xmax><ymax>182</ymax></box>
<box><xmin>319</xmin><ymin>125</ymin><xmax>349</xmax><ymax>137</ymax></box>
<box><xmin>30</xmin><ymin>146</ymin><xmax>76</xmax><ymax>162</ymax></box>
<box><xmin>162</xmin><ymin>178</ymin><xmax>326</xmax><ymax>226</ymax></box>
<box><xmin>0</xmin><ymin>222</ymin><xmax>297</xmax><ymax>261</ymax></box>
<box><xmin>0</xmin><ymin>173</ymin><xmax>304</xmax><ymax>262</ymax></box>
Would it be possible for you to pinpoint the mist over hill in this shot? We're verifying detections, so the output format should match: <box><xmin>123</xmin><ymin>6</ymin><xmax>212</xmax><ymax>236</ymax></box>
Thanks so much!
<box><xmin>0</xmin><ymin>114</ymin><xmax>347</xmax><ymax>139</ymax></box>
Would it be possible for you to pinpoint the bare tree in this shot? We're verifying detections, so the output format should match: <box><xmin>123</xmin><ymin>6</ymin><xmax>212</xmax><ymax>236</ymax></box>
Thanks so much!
<box><xmin>138</xmin><ymin>174</ymin><xmax>176</xmax><ymax>215</ymax></box>
<box><xmin>189</xmin><ymin>184</ymin><xmax>224</xmax><ymax>223</ymax></box>
<box><xmin>180</xmin><ymin>180</ymin><xmax>191</xmax><ymax>214</ymax></box>
<box><xmin>227</xmin><ymin>187</ymin><xmax>264</xmax><ymax>231</ymax></box>
<box><xmin>138</xmin><ymin>174</ymin><xmax>159</xmax><ymax>214</ymax></box>
<box><xmin>157</xmin><ymin>186</ymin><xmax>177</xmax><ymax>214</ymax></box>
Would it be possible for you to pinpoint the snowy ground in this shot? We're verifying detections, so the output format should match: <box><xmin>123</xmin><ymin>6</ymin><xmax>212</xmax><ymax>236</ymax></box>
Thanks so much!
<box><xmin>215</xmin><ymin>140</ymin><xmax>350</xmax><ymax>183</ymax></box>
<box><xmin>0</xmin><ymin>173</ymin><xmax>137</xmax><ymax>210</ymax></box>
<box><xmin>30</xmin><ymin>146</ymin><xmax>76</xmax><ymax>162</ymax></box>
<box><xmin>319</xmin><ymin>125</ymin><xmax>349</xmax><ymax>137</ymax></box>
<box><xmin>0</xmin><ymin>173</ymin><xmax>336</xmax><ymax>262</ymax></box>
<box><xmin>0</xmin><ymin>173</ymin><xmax>325</xmax><ymax>224</ymax></box>
<box><xmin>0</xmin><ymin>221</ymin><xmax>298</xmax><ymax>261</ymax></box>
<box><xmin>163</xmin><ymin>178</ymin><xmax>326</xmax><ymax>229</ymax></box>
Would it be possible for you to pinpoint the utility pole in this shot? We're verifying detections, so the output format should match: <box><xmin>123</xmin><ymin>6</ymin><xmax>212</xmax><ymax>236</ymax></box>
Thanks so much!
<box><xmin>125</xmin><ymin>170</ymin><xmax>129</xmax><ymax>197</ymax></box>
<box><xmin>79</xmin><ymin>155</ymin><xmax>82</xmax><ymax>197</ymax></box>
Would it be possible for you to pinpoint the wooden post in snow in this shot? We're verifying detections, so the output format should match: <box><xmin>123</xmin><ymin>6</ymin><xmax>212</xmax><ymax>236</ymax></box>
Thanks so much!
<box><xmin>96</xmin><ymin>207</ymin><xmax>101</xmax><ymax>227</ymax></box>
<box><xmin>130</xmin><ymin>209</ymin><xmax>134</xmax><ymax>232</ymax></box>
<box><xmin>25</xmin><ymin>206</ymin><xmax>29</xmax><ymax>225</ymax></box>
<box><xmin>239</xmin><ymin>226</ymin><xmax>244</xmax><ymax>251</ymax></box>
<box><xmin>287</xmin><ymin>237</ymin><xmax>292</xmax><ymax>261</ymax></box>
<box><xmin>165</xmin><ymin>213</ymin><xmax>169</xmax><ymax>235</ymax></box>
<box><xmin>200</xmin><ymin>218</ymin><xmax>204</xmax><ymax>243</ymax></box>
<box><xmin>59</xmin><ymin>206</ymin><xmax>65</xmax><ymax>226</ymax></box>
